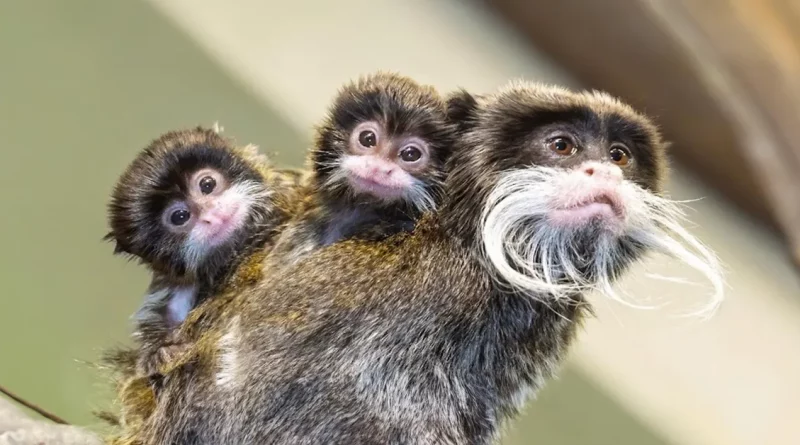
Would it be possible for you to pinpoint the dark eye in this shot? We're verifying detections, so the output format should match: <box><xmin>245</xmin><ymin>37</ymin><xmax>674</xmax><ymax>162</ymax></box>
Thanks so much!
<box><xmin>170</xmin><ymin>209</ymin><xmax>191</xmax><ymax>226</ymax></box>
<box><xmin>199</xmin><ymin>176</ymin><xmax>216</xmax><ymax>194</ymax></box>
<box><xmin>609</xmin><ymin>145</ymin><xmax>632</xmax><ymax>166</ymax></box>
<box><xmin>358</xmin><ymin>130</ymin><xmax>377</xmax><ymax>148</ymax></box>
<box><xmin>547</xmin><ymin>137</ymin><xmax>576</xmax><ymax>155</ymax></box>
<box><xmin>399</xmin><ymin>145</ymin><xmax>422</xmax><ymax>162</ymax></box>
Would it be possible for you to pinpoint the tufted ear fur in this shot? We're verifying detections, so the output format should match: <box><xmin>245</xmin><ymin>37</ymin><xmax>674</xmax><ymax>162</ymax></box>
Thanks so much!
<box><xmin>446</xmin><ymin>88</ymin><xmax>480</xmax><ymax>134</ymax></box>
<box><xmin>103</xmin><ymin>231</ymin><xmax>129</xmax><ymax>255</ymax></box>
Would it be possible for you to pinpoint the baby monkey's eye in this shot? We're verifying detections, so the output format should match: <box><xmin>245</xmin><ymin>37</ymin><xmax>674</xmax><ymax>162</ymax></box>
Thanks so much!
<box><xmin>609</xmin><ymin>145</ymin><xmax>632</xmax><ymax>166</ymax></box>
<box><xmin>399</xmin><ymin>145</ymin><xmax>422</xmax><ymax>163</ymax></box>
<box><xmin>358</xmin><ymin>130</ymin><xmax>377</xmax><ymax>148</ymax></box>
<box><xmin>547</xmin><ymin>137</ymin><xmax>576</xmax><ymax>156</ymax></box>
<box><xmin>199</xmin><ymin>176</ymin><xmax>216</xmax><ymax>194</ymax></box>
<box><xmin>170</xmin><ymin>209</ymin><xmax>191</xmax><ymax>226</ymax></box>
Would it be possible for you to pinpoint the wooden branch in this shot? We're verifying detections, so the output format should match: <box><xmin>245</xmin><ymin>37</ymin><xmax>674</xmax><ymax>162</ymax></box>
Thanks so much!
<box><xmin>0</xmin><ymin>383</ymin><xmax>70</xmax><ymax>425</ymax></box>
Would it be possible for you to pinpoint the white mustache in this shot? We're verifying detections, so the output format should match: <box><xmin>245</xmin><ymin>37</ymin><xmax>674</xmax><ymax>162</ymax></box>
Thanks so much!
<box><xmin>480</xmin><ymin>165</ymin><xmax>724</xmax><ymax>319</ymax></box>
<box><xmin>182</xmin><ymin>180</ymin><xmax>269</xmax><ymax>270</ymax></box>
<box><xmin>324</xmin><ymin>158</ymin><xmax>438</xmax><ymax>213</ymax></box>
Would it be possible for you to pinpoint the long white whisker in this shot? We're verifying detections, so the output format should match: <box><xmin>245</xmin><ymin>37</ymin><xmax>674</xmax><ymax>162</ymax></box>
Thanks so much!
<box><xmin>404</xmin><ymin>177</ymin><xmax>438</xmax><ymax>213</ymax></box>
<box><xmin>479</xmin><ymin>165</ymin><xmax>724</xmax><ymax>318</ymax></box>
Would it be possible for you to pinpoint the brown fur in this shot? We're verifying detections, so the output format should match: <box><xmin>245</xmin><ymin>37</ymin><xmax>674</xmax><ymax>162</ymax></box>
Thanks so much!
<box><xmin>103</xmin><ymin>73</ymin><xmax>459</xmax><ymax>442</ymax></box>
<box><xmin>107</xmin><ymin>82</ymin><xmax>676</xmax><ymax>444</ymax></box>
<box><xmin>101</xmin><ymin>128</ymin><xmax>307</xmax><ymax>439</ymax></box>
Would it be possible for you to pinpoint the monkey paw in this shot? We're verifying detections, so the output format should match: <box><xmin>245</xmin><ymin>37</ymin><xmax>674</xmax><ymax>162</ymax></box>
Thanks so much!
<box><xmin>136</xmin><ymin>342</ymin><xmax>191</xmax><ymax>377</ymax></box>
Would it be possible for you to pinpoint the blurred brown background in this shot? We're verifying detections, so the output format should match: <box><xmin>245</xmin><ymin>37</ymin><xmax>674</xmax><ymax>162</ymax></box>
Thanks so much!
<box><xmin>0</xmin><ymin>1</ymin><xmax>798</xmax><ymax>444</ymax></box>
<box><xmin>488</xmin><ymin>0</ymin><xmax>800</xmax><ymax>268</ymax></box>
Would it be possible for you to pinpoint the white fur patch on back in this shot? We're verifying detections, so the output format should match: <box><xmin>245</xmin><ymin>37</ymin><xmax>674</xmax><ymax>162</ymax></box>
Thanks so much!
<box><xmin>215</xmin><ymin>316</ymin><xmax>242</xmax><ymax>388</ymax></box>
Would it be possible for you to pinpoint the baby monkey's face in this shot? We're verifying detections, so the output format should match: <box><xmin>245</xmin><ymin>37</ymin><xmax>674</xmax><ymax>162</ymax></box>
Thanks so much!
<box><xmin>107</xmin><ymin>129</ymin><xmax>272</xmax><ymax>278</ymax></box>
<box><xmin>340</xmin><ymin>120</ymin><xmax>432</xmax><ymax>203</ymax></box>
<box><xmin>162</xmin><ymin>168</ymin><xmax>253</xmax><ymax>252</ymax></box>
<box><xmin>313</xmin><ymin>73</ymin><xmax>455</xmax><ymax>213</ymax></box>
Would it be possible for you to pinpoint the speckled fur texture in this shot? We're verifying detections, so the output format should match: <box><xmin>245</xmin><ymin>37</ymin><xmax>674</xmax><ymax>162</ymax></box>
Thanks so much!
<box><xmin>110</xmin><ymin>82</ymin><xmax>682</xmax><ymax>444</ymax></box>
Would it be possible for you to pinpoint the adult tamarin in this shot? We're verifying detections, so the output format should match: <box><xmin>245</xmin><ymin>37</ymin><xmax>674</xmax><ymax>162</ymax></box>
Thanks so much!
<box><xmin>118</xmin><ymin>82</ymin><xmax>724</xmax><ymax>444</ymax></box>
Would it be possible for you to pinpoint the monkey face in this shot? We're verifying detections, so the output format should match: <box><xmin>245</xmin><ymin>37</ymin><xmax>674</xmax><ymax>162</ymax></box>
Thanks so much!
<box><xmin>313</xmin><ymin>72</ymin><xmax>456</xmax><ymax>212</ymax></box>
<box><xmin>488</xmin><ymin>110</ymin><xmax>663</xmax><ymax>234</ymax></box>
<box><xmin>450</xmin><ymin>83</ymin><xmax>721</xmax><ymax>315</ymax></box>
<box><xmin>107</xmin><ymin>129</ymin><xmax>270</xmax><ymax>278</ymax></box>
<box><xmin>336</xmin><ymin>120</ymin><xmax>433</xmax><ymax>205</ymax></box>
<box><xmin>159</xmin><ymin>166</ymin><xmax>263</xmax><ymax>270</ymax></box>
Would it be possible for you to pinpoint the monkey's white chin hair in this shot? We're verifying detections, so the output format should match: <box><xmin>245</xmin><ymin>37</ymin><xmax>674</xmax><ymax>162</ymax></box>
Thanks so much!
<box><xmin>181</xmin><ymin>180</ymin><xmax>272</xmax><ymax>271</ymax></box>
<box><xmin>324</xmin><ymin>161</ymin><xmax>438</xmax><ymax>213</ymax></box>
<box><xmin>480</xmin><ymin>166</ymin><xmax>724</xmax><ymax>319</ymax></box>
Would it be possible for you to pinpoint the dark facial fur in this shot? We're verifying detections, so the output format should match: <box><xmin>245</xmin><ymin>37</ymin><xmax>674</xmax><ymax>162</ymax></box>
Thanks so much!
<box><xmin>312</xmin><ymin>71</ymin><xmax>456</xmax><ymax>219</ymax></box>
<box><xmin>106</xmin><ymin>127</ymin><xmax>274</xmax><ymax>283</ymax></box>
<box><xmin>112</xmin><ymin>83</ymin><xmax>721</xmax><ymax>445</ymax></box>
<box><xmin>266</xmin><ymin>73</ymin><xmax>457</xmax><ymax>265</ymax></box>
<box><xmin>106</xmin><ymin>128</ymin><xmax>303</xmax><ymax>378</ymax></box>
<box><xmin>443</xmin><ymin>83</ymin><xmax>667</xmax><ymax>239</ymax></box>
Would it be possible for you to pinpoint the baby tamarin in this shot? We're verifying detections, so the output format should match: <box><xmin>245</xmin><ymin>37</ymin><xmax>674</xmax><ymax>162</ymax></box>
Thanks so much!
<box><xmin>270</xmin><ymin>71</ymin><xmax>456</xmax><ymax>263</ymax></box>
<box><xmin>102</xmin><ymin>73</ymin><xmax>457</xmax><ymax>439</ymax></box>
<box><xmin>108</xmin><ymin>73</ymin><xmax>454</xmax><ymax>382</ymax></box>
<box><xmin>105</xmin><ymin>127</ymin><xmax>302</xmax><ymax>376</ymax></box>
<box><xmin>119</xmin><ymin>82</ymin><xmax>724</xmax><ymax>444</ymax></box>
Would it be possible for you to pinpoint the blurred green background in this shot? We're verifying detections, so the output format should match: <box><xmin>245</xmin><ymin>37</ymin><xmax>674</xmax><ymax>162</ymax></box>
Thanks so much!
<box><xmin>0</xmin><ymin>1</ymin><xmax>672</xmax><ymax>443</ymax></box>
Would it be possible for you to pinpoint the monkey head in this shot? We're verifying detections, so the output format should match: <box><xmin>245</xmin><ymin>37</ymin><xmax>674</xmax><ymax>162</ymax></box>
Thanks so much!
<box><xmin>312</xmin><ymin>72</ymin><xmax>456</xmax><ymax>213</ymax></box>
<box><xmin>106</xmin><ymin>128</ymin><xmax>271</xmax><ymax>280</ymax></box>
<box><xmin>447</xmin><ymin>82</ymin><xmax>722</xmax><ymax>316</ymax></box>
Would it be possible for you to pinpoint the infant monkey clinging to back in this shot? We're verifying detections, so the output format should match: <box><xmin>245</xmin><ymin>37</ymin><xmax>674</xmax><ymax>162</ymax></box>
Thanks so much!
<box><xmin>106</xmin><ymin>72</ymin><xmax>456</xmax><ymax>377</ymax></box>
<box><xmin>272</xmin><ymin>71</ymin><xmax>456</xmax><ymax>262</ymax></box>
<box><xmin>106</xmin><ymin>127</ymin><xmax>303</xmax><ymax>376</ymax></box>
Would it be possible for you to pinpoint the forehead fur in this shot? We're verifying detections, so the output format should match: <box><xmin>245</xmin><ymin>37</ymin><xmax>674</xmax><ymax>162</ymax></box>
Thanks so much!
<box><xmin>311</xmin><ymin>71</ymin><xmax>455</xmax><ymax>192</ymax></box>
<box><xmin>486</xmin><ymin>80</ymin><xmax>663</xmax><ymax>139</ymax></box>
<box><xmin>341</xmin><ymin>71</ymin><xmax>446</xmax><ymax>118</ymax></box>
<box><xmin>312</xmin><ymin>71</ymin><xmax>450</xmax><ymax>146</ymax></box>
<box><xmin>112</xmin><ymin>127</ymin><xmax>262</xmax><ymax>207</ymax></box>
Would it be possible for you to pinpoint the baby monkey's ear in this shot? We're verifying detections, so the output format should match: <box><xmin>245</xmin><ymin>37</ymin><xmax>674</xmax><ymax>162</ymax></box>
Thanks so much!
<box><xmin>446</xmin><ymin>88</ymin><xmax>480</xmax><ymax>134</ymax></box>
<box><xmin>103</xmin><ymin>231</ymin><xmax>130</xmax><ymax>255</ymax></box>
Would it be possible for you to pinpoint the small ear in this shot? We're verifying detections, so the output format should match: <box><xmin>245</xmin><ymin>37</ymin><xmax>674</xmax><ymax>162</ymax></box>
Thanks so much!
<box><xmin>446</xmin><ymin>88</ymin><xmax>480</xmax><ymax>133</ymax></box>
<box><xmin>103</xmin><ymin>231</ymin><xmax>127</xmax><ymax>255</ymax></box>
